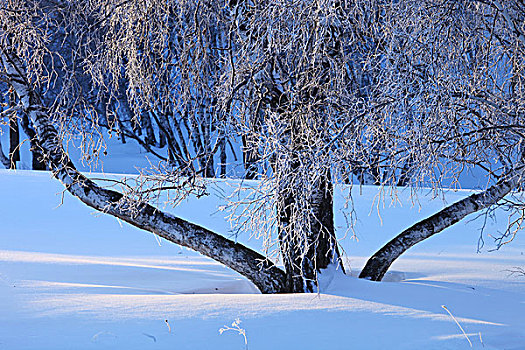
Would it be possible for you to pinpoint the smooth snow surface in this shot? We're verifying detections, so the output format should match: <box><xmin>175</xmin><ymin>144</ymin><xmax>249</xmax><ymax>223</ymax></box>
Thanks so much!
<box><xmin>1</xmin><ymin>170</ymin><xmax>524</xmax><ymax>349</ymax></box>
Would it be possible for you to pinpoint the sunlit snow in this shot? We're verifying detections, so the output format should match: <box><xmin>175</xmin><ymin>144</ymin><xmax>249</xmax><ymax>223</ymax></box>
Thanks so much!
<box><xmin>1</xmin><ymin>170</ymin><xmax>523</xmax><ymax>349</ymax></box>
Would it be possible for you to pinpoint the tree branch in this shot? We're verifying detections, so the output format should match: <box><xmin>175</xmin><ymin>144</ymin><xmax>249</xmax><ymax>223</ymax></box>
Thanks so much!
<box><xmin>0</xmin><ymin>46</ymin><xmax>288</xmax><ymax>294</ymax></box>
<box><xmin>359</xmin><ymin>169</ymin><xmax>523</xmax><ymax>281</ymax></box>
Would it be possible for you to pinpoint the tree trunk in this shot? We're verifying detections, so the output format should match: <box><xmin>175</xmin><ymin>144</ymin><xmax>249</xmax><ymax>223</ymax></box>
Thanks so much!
<box><xmin>219</xmin><ymin>134</ymin><xmax>227</xmax><ymax>178</ymax></box>
<box><xmin>1</xmin><ymin>47</ymin><xmax>289</xmax><ymax>294</ymax></box>
<box><xmin>278</xmin><ymin>168</ymin><xmax>343</xmax><ymax>292</ymax></box>
<box><xmin>8</xmin><ymin>92</ymin><xmax>19</xmax><ymax>169</ymax></box>
<box><xmin>19</xmin><ymin>114</ymin><xmax>46</xmax><ymax>170</ymax></box>
<box><xmin>359</xmin><ymin>173</ymin><xmax>521</xmax><ymax>281</ymax></box>
<box><xmin>310</xmin><ymin>170</ymin><xmax>342</xmax><ymax>271</ymax></box>
<box><xmin>242</xmin><ymin>134</ymin><xmax>258</xmax><ymax>179</ymax></box>
<box><xmin>140</xmin><ymin>110</ymin><xmax>157</xmax><ymax>146</ymax></box>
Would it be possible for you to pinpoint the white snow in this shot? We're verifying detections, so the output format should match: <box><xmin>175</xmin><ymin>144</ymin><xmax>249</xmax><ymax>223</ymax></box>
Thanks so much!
<box><xmin>0</xmin><ymin>169</ymin><xmax>523</xmax><ymax>349</ymax></box>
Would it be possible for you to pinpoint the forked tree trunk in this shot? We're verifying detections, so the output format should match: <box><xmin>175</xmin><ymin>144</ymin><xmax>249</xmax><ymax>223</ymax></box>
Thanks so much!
<box><xmin>0</xmin><ymin>47</ymin><xmax>289</xmax><ymax>294</ymax></box>
<box><xmin>359</xmin><ymin>173</ymin><xmax>522</xmax><ymax>281</ymax></box>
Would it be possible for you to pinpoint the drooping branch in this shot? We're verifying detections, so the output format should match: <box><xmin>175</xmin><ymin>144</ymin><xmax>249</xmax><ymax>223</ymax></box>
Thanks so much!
<box><xmin>0</xmin><ymin>47</ymin><xmax>288</xmax><ymax>294</ymax></box>
<box><xmin>359</xmin><ymin>171</ymin><xmax>523</xmax><ymax>281</ymax></box>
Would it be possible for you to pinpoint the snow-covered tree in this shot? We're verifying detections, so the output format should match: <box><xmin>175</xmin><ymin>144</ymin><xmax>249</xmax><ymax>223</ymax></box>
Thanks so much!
<box><xmin>2</xmin><ymin>0</ymin><xmax>523</xmax><ymax>293</ymax></box>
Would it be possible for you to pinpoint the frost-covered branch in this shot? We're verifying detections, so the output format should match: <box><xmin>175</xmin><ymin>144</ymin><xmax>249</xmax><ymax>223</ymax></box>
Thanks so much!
<box><xmin>0</xmin><ymin>46</ymin><xmax>288</xmax><ymax>293</ymax></box>
<box><xmin>359</xmin><ymin>169</ymin><xmax>524</xmax><ymax>281</ymax></box>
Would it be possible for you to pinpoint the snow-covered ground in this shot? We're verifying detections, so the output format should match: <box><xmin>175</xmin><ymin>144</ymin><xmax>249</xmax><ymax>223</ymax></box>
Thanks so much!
<box><xmin>1</xmin><ymin>170</ymin><xmax>524</xmax><ymax>349</ymax></box>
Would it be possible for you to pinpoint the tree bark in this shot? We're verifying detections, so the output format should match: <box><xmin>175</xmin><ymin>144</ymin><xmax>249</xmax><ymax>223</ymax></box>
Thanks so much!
<box><xmin>1</xmin><ymin>47</ymin><xmax>289</xmax><ymax>294</ymax></box>
<box><xmin>242</xmin><ymin>134</ymin><xmax>258</xmax><ymax>179</ymax></box>
<box><xmin>8</xmin><ymin>91</ymin><xmax>19</xmax><ymax>169</ymax></box>
<box><xmin>278</xmin><ymin>168</ymin><xmax>343</xmax><ymax>292</ymax></box>
<box><xmin>219</xmin><ymin>134</ymin><xmax>227</xmax><ymax>178</ymax></box>
<box><xmin>140</xmin><ymin>110</ymin><xmax>157</xmax><ymax>146</ymax></box>
<box><xmin>19</xmin><ymin>114</ymin><xmax>47</xmax><ymax>170</ymax></box>
<box><xmin>359</xmin><ymin>172</ymin><xmax>522</xmax><ymax>281</ymax></box>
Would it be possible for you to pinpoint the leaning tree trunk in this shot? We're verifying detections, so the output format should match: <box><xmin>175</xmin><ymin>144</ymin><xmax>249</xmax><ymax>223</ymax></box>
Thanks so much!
<box><xmin>359</xmin><ymin>172</ymin><xmax>522</xmax><ymax>281</ymax></box>
<box><xmin>0</xmin><ymin>47</ymin><xmax>289</xmax><ymax>294</ymax></box>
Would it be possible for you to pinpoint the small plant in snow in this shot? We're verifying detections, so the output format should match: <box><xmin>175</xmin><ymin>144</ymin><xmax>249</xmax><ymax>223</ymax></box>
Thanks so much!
<box><xmin>165</xmin><ymin>319</ymin><xmax>171</xmax><ymax>333</ymax></box>
<box><xmin>442</xmin><ymin>305</ymin><xmax>473</xmax><ymax>348</ymax></box>
<box><xmin>219</xmin><ymin>318</ymin><xmax>248</xmax><ymax>349</ymax></box>
<box><xmin>506</xmin><ymin>266</ymin><xmax>525</xmax><ymax>277</ymax></box>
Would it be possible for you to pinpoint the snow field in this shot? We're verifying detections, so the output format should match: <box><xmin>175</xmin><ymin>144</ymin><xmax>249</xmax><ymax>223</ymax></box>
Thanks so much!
<box><xmin>0</xmin><ymin>170</ymin><xmax>523</xmax><ymax>349</ymax></box>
